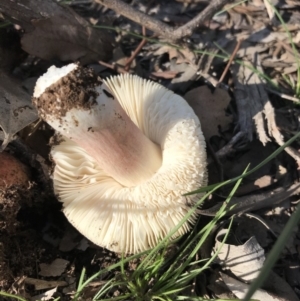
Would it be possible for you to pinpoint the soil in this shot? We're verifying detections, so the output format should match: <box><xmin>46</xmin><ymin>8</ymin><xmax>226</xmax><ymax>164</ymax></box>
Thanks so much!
<box><xmin>33</xmin><ymin>65</ymin><xmax>101</xmax><ymax>122</ymax></box>
<box><xmin>0</xmin><ymin>144</ymin><xmax>119</xmax><ymax>300</ymax></box>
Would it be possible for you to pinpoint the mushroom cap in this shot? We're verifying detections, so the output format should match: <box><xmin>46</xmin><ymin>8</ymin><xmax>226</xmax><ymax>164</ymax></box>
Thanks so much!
<box><xmin>51</xmin><ymin>73</ymin><xmax>207</xmax><ymax>254</ymax></box>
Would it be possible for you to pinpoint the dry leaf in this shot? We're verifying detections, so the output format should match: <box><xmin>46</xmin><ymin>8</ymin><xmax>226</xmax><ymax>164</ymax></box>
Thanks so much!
<box><xmin>31</xmin><ymin>287</ymin><xmax>57</xmax><ymax>301</ymax></box>
<box><xmin>39</xmin><ymin>258</ymin><xmax>69</xmax><ymax>277</ymax></box>
<box><xmin>251</xmin><ymin>27</ymin><xmax>289</xmax><ymax>43</ymax></box>
<box><xmin>267</xmin><ymin>269</ymin><xmax>300</xmax><ymax>301</ymax></box>
<box><xmin>0</xmin><ymin>72</ymin><xmax>37</xmax><ymax>149</ymax></box>
<box><xmin>21</xmin><ymin>9</ymin><xmax>112</xmax><ymax>64</ymax></box>
<box><xmin>62</xmin><ymin>276</ymin><xmax>77</xmax><ymax>295</ymax></box>
<box><xmin>237</xmin><ymin>41</ymin><xmax>268</xmax><ymax>57</ymax></box>
<box><xmin>280</xmin><ymin>51</ymin><xmax>299</xmax><ymax>64</ymax></box>
<box><xmin>113</xmin><ymin>47</ymin><xmax>136</xmax><ymax>70</ymax></box>
<box><xmin>184</xmin><ymin>86</ymin><xmax>232</xmax><ymax>139</ymax></box>
<box><xmin>154</xmin><ymin>45</ymin><xmax>178</xmax><ymax>60</ymax></box>
<box><xmin>59</xmin><ymin>224</ymin><xmax>82</xmax><ymax>252</ymax></box>
<box><xmin>170</xmin><ymin>62</ymin><xmax>197</xmax><ymax>92</ymax></box>
<box><xmin>153</xmin><ymin>45</ymin><xmax>196</xmax><ymax>64</ymax></box>
<box><xmin>263</xmin><ymin>0</ymin><xmax>276</xmax><ymax>23</ymax></box>
<box><xmin>77</xmin><ymin>238</ymin><xmax>89</xmax><ymax>251</ymax></box>
<box><xmin>252</xmin><ymin>0</ymin><xmax>264</xmax><ymax>6</ymax></box>
<box><xmin>24</xmin><ymin>277</ymin><xmax>67</xmax><ymax>290</ymax></box>
<box><xmin>153</xmin><ymin>45</ymin><xmax>198</xmax><ymax>91</ymax></box>
<box><xmin>215</xmin><ymin>229</ymin><xmax>265</xmax><ymax>282</ymax></box>
<box><xmin>293</xmin><ymin>31</ymin><xmax>300</xmax><ymax>44</ymax></box>
<box><xmin>221</xmin><ymin>273</ymin><xmax>286</xmax><ymax>301</ymax></box>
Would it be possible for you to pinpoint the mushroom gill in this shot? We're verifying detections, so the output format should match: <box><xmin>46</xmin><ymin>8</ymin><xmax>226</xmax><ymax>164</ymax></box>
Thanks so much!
<box><xmin>33</xmin><ymin>63</ymin><xmax>207</xmax><ymax>254</ymax></box>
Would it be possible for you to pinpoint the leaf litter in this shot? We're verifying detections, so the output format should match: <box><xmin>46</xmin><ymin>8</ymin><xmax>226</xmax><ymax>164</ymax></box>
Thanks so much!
<box><xmin>0</xmin><ymin>0</ymin><xmax>300</xmax><ymax>300</ymax></box>
<box><xmin>0</xmin><ymin>72</ymin><xmax>37</xmax><ymax>150</ymax></box>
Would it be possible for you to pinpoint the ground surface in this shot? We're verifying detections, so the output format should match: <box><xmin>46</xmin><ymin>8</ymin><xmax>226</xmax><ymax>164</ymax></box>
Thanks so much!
<box><xmin>0</xmin><ymin>0</ymin><xmax>300</xmax><ymax>300</ymax></box>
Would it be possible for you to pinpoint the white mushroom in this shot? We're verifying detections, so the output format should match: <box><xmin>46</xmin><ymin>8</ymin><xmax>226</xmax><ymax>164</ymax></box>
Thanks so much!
<box><xmin>33</xmin><ymin>63</ymin><xmax>207</xmax><ymax>254</ymax></box>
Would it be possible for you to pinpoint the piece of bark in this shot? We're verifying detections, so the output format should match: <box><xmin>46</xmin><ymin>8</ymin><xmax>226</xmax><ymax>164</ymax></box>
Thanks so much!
<box><xmin>232</xmin><ymin>59</ymin><xmax>268</xmax><ymax>143</ymax></box>
<box><xmin>0</xmin><ymin>71</ymin><xmax>38</xmax><ymax>149</ymax></box>
<box><xmin>0</xmin><ymin>0</ymin><xmax>113</xmax><ymax>64</ymax></box>
<box><xmin>24</xmin><ymin>277</ymin><xmax>67</xmax><ymax>290</ymax></box>
<box><xmin>232</xmin><ymin>56</ymin><xmax>300</xmax><ymax>165</ymax></box>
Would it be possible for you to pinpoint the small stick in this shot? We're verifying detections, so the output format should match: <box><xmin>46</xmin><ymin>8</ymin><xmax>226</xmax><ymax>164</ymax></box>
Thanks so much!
<box><xmin>217</xmin><ymin>39</ymin><xmax>243</xmax><ymax>86</ymax></box>
<box><xmin>266</xmin><ymin>87</ymin><xmax>300</xmax><ymax>103</ymax></box>
<box><xmin>98</xmin><ymin>60</ymin><xmax>127</xmax><ymax>74</ymax></box>
<box><xmin>125</xmin><ymin>26</ymin><xmax>147</xmax><ymax>71</ymax></box>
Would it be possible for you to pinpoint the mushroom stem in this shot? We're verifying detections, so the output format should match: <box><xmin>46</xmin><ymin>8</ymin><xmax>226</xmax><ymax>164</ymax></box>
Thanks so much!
<box><xmin>33</xmin><ymin>64</ymin><xmax>162</xmax><ymax>187</ymax></box>
<box><xmin>70</xmin><ymin>94</ymin><xmax>162</xmax><ymax>187</ymax></box>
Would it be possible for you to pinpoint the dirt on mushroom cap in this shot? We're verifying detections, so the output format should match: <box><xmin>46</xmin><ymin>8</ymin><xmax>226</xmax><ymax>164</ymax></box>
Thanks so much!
<box><xmin>33</xmin><ymin>66</ymin><xmax>101</xmax><ymax>123</ymax></box>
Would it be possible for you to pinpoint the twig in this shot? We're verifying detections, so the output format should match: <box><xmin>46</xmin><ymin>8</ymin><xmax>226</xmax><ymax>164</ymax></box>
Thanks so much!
<box><xmin>98</xmin><ymin>60</ymin><xmax>127</xmax><ymax>74</ymax></box>
<box><xmin>172</xmin><ymin>0</ymin><xmax>233</xmax><ymax>39</ymax></box>
<box><xmin>151</xmin><ymin>71</ymin><xmax>179</xmax><ymax>79</ymax></box>
<box><xmin>217</xmin><ymin>39</ymin><xmax>243</xmax><ymax>86</ymax></box>
<box><xmin>125</xmin><ymin>27</ymin><xmax>147</xmax><ymax>71</ymax></box>
<box><xmin>95</xmin><ymin>0</ymin><xmax>233</xmax><ymax>40</ymax></box>
<box><xmin>266</xmin><ymin>87</ymin><xmax>300</xmax><ymax>103</ymax></box>
<box><xmin>95</xmin><ymin>0</ymin><xmax>173</xmax><ymax>37</ymax></box>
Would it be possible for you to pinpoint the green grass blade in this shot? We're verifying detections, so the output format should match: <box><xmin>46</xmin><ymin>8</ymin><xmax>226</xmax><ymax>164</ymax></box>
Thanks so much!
<box><xmin>156</xmin><ymin>168</ymin><xmax>245</xmax><ymax>294</ymax></box>
<box><xmin>0</xmin><ymin>291</ymin><xmax>28</xmax><ymax>301</ymax></box>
